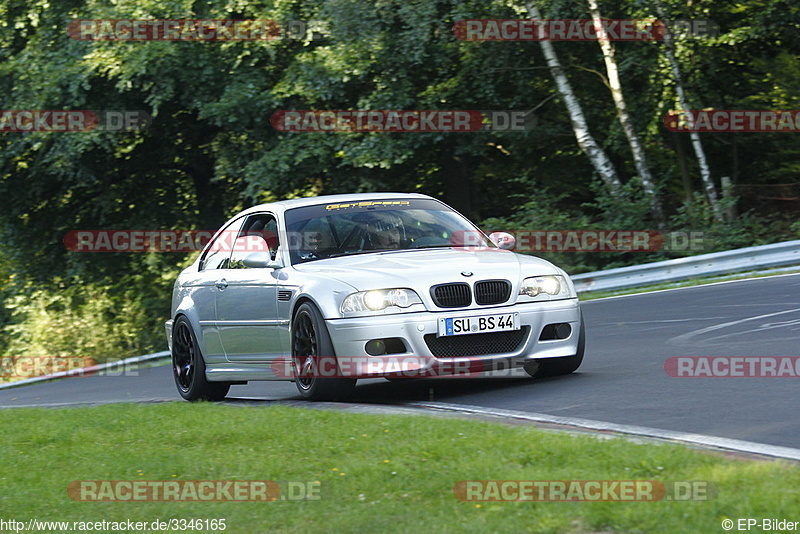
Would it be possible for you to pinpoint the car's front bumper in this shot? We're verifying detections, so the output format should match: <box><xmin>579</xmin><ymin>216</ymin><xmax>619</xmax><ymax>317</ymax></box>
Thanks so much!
<box><xmin>325</xmin><ymin>298</ymin><xmax>581</xmax><ymax>378</ymax></box>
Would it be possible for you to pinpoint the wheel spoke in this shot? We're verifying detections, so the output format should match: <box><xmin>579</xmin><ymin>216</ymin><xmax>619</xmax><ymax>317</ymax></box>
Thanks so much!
<box><xmin>301</xmin><ymin>357</ymin><xmax>314</xmax><ymax>377</ymax></box>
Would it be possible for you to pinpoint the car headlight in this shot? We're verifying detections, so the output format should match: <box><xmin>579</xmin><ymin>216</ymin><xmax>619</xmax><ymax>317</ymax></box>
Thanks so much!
<box><xmin>519</xmin><ymin>275</ymin><xmax>574</xmax><ymax>299</ymax></box>
<box><xmin>341</xmin><ymin>288</ymin><xmax>423</xmax><ymax>315</ymax></box>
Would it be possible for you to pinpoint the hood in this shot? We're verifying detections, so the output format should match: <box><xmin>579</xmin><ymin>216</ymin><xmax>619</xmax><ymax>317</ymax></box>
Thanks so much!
<box><xmin>293</xmin><ymin>248</ymin><xmax>560</xmax><ymax>290</ymax></box>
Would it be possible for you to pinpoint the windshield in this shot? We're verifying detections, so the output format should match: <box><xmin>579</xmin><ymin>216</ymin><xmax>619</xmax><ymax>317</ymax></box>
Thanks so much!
<box><xmin>284</xmin><ymin>198</ymin><xmax>494</xmax><ymax>264</ymax></box>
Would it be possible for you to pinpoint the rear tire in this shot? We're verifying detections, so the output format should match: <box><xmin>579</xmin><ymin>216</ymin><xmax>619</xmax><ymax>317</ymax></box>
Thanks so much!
<box><xmin>524</xmin><ymin>311</ymin><xmax>585</xmax><ymax>378</ymax></box>
<box><xmin>172</xmin><ymin>316</ymin><xmax>230</xmax><ymax>401</ymax></box>
<box><xmin>292</xmin><ymin>302</ymin><xmax>356</xmax><ymax>401</ymax></box>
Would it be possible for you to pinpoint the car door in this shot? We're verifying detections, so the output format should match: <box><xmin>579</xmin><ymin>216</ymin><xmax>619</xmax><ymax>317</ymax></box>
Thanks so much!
<box><xmin>193</xmin><ymin>217</ymin><xmax>245</xmax><ymax>364</ymax></box>
<box><xmin>216</xmin><ymin>213</ymin><xmax>283</xmax><ymax>362</ymax></box>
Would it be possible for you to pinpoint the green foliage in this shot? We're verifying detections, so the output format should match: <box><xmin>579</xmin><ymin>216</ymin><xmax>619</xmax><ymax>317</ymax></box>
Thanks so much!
<box><xmin>1</xmin><ymin>0</ymin><xmax>799</xmax><ymax>361</ymax></box>
<box><xmin>481</xmin><ymin>180</ymin><xmax>799</xmax><ymax>276</ymax></box>
<box><xmin>480</xmin><ymin>179</ymin><xmax>665</xmax><ymax>274</ymax></box>
<box><xmin>584</xmin><ymin>179</ymin><xmax>653</xmax><ymax>230</ymax></box>
<box><xmin>2</xmin><ymin>282</ymin><xmax>156</xmax><ymax>374</ymax></box>
<box><xmin>670</xmin><ymin>192</ymin><xmax>797</xmax><ymax>252</ymax></box>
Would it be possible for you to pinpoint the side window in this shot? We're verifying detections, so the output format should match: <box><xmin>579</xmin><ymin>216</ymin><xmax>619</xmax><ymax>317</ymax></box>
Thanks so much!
<box><xmin>229</xmin><ymin>214</ymin><xmax>280</xmax><ymax>269</ymax></box>
<box><xmin>200</xmin><ymin>218</ymin><xmax>244</xmax><ymax>271</ymax></box>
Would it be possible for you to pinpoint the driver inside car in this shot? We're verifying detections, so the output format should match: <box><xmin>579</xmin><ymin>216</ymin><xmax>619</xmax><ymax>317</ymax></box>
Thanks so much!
<box><xmin>363</xmin><ymin>212</ymin><xmax>405</xmax><ymax>250</ymax></box>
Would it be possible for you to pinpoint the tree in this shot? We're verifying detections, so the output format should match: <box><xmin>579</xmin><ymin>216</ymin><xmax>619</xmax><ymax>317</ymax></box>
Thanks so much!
<box><xmin>586</xmin><ymin>0</ymin><xmax>665</xmax><ymax>228</ymax></box>
<box><xmin>652</xmin><ymin>0</ymin><xmax>721</xmax><ymax>221</ymax></box>
<box><xmin>525</xmin><ymin>1</ymin><xmax>623</xmax><ymax>196</ymax></box>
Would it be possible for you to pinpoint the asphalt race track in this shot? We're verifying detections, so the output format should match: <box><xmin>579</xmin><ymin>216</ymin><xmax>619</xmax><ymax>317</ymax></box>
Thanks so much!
<box><xmin>2</xmin><ymin>273</ymin><xmax>799</xmax><ymax>449</ymax></box>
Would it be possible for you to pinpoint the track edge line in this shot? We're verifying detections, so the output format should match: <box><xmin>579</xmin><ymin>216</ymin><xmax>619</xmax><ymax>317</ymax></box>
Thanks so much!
<box><xmin>402</xmin><ymin>401</ymin><xmax>800</xmax><ymax>462</ymax></box>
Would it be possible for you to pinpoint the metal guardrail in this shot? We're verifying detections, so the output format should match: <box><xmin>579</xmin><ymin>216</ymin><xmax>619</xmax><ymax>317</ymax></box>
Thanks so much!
<box><xmin>0</xmin><ymin>350</ymin><xmax>170</xmax><ymax>391</ymax></box>
<box><xmin>572</xmin><ymin>239</ymin><xmax>800</xmax><ymax>293</ymax></box>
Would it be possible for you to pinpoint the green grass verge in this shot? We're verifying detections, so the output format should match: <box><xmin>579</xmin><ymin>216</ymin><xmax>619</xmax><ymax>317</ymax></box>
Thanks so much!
<box><xmin>1</xmin><ymin>403</ymin><xmax>798</xmax><ymax>533</ymax></box>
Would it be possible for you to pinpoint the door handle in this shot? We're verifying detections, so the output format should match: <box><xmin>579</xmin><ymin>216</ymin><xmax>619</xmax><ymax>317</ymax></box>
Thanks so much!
<box><xmin>215</xmin><ymin>278</ymin><xmax>228</xmax><ymax>290</ymax></box>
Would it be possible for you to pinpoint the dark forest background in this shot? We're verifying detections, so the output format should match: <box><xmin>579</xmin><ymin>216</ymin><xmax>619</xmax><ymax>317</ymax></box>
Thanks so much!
<box><xmin>1</xmin><ymin>0</ymin><xmax>798</xmax><ymax>366</ymax></box>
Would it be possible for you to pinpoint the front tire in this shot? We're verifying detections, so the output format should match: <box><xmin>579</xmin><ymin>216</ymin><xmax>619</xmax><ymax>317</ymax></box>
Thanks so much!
<box><xmin>524</xmin><ymin>312</ymin><xmax>586</xmax><ymax>378</ymax></box>
<box><xmin>292</xmin><ymin>302</ymin><xmax>356</xmax><ymax>401</ymax></box>
<box><xmin>172</xmin><ymin>316</ymin><xmax>230</xmax><ymax>401</ymax></box>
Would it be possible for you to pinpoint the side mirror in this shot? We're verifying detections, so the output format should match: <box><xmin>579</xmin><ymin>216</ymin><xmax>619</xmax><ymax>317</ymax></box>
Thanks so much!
<box><xmin>488</xmin><ymin>231</ymin><xmax>516</xmax><ymax>250</ymax></box>
<box><xmin>242</xmin><ymin>251</ymin><xmax>283</xmax><ymax>269</ymax></box>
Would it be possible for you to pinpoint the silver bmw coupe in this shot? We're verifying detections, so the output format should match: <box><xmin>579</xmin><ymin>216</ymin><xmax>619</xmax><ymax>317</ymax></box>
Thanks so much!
<box><xmin>166</xmin><ymin>193</ymin><xmax>584</xmax><ymax>401</ymax></box>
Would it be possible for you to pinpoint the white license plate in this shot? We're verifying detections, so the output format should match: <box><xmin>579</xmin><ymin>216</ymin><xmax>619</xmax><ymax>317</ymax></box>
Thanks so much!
<box><xmin>438</xmin><ymin>313</ymin><xmax>520</xmax><ymax>337</ymax></box>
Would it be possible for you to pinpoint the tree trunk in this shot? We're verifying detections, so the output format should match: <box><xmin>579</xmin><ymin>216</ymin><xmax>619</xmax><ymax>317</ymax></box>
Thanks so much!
<box><xmin>673</xmin><ymin>131</ymin><xmax>694</xmax><ymax>214</ymax></box>
<box><xmin>525</xmin><ymin>2</ymin><xmax>623</xmax><ymax>196</ymax></box>
<box><xmin>586</xmin><ymin>0</ymin><xmax>665</xmax><ymax>229</ymax></box>
<box><xmin>653</xmin><ymin>0</ymin><xmax>722</xmax><ymax>221</ymax></box>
